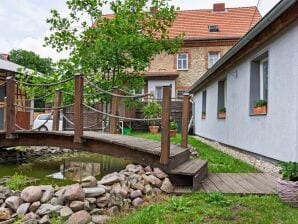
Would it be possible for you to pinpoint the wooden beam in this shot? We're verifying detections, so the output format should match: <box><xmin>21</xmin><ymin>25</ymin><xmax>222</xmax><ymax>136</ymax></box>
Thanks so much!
<box><xmin>181</xmin><ymin>93</ymin><xmax>190</xmax><ymax>148</ymax></box>
<box><xmin>109</xmin><ymin>88</ymin><xmax>119</xmax><ymax>134</ymax></box>
<box><xmin>52</xmin><ymin>89</ymin><xmax>62</xmax><ymax>131</ymax></box>
<box><xmin>5</xmin><ymin>77</ymin><xmax>16</xmax><ymax>139</ymax></box>
<box><xmin>160</xmin><ymin>85</ymin><xmax>171</xmax><ymax>165</ymax></box>
<box><xmin>74</xmin><ymin>74</ymin><xmax>83</xmax><ymax>143</ymax></box>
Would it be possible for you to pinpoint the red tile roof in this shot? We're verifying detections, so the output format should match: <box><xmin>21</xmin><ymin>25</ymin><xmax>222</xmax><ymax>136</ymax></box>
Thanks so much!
<box><xmin>169</xmin><ymin>7</ymin><xmax>261</xmax><ymax>40</ymax></box>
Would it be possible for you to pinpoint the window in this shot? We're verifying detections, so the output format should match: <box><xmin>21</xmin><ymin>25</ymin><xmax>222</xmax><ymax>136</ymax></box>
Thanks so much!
<box><xmin>208</xmin><ymin>52</ymin><xmax>220</xmax><ymax>68</ymax></box>
<box><xmin>177</xmin><ymin>53</ymin><xmax>188</xmax><ymax>70</ymax></box>
<box><xmin>177</xmin><ymin>90</ymin><xmax>185</xmax><ymax>99</ymax></box>
<box><xmin>217</xmin><ymin>79</ymin><xmax>227</xmax><ymax>118</ymax></box>
<box><xmin>202</xmin><ymin>90</ymin><xmax>207</xmax><ymax>119</ymax></box>
<box><xmin>250</xmin><ymin>52</ymin><xmax>269</xmax><ymax>114</ymax></box>
<box><xmin>208</xmin><ymin>25</ymin><xmax>219</xmax><ymax>32</ymax></box>
<box><xmin>155</xmin><ymin>86</ymin><xmax>163</xmax><ymax>100</ymax></box>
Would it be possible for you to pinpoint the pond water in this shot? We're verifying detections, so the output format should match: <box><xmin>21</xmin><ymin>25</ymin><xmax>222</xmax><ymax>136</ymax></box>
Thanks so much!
<box><xmin>0</xmin><ymin>152</ymin><xmax>130</xmax><ymax>186</ymax></box>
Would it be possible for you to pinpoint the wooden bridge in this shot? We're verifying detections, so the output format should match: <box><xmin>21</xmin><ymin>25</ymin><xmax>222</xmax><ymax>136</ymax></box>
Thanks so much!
<box><xmin>0</xmin><ymin>75</ymin><xmax>208</xmax><ymax>189</ymax></box>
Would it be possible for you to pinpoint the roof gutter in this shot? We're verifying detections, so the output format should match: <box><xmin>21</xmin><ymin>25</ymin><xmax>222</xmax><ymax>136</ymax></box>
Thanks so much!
<box><xmin>188</xmin><ymin>0</ymin><xmax>297</xmax><ymax>94</ymax></box>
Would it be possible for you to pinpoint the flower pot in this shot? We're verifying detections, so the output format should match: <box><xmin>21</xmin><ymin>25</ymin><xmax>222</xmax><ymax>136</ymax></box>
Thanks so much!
<box><xmin>277</xmin><ymin>178</ymin><xmax>298</xmax><ymax>207</ymax></box>
<box><xmin>218</xmin><ymin>112</ymin><xmax>226</xmax><ymax>119</ymax></box>
<box><xmin>201</xmin><ymin>114</ymin><xmax>206</xmax><ymax>119</ymax></box>
<box><xmin>253</xmin><ymin>106</ymin><xmax>267</xmax><ymax>114</ymax></box>
<box><xmin>170</xmin><ymin>130</ymin><xmax>177</xmax><ymax>137</ymax></box>
<box><xmin>149</xmin><ymin>126</ymin><xmax>159</xmax><ymax>134</ymax></box>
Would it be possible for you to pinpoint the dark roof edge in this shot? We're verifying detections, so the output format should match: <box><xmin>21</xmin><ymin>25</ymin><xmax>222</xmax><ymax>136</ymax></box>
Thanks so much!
<box><xmin>188</xmin><ymin>0</ymin><xmax>297</xmax><ymax>94</ymax></box>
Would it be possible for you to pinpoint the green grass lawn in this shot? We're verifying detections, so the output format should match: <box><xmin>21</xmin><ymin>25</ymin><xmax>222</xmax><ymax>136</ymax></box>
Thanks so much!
<box><xmin>132</xmin><ymin>132</ymin><xmax>258</xmax><ymax>173</ymax></box>
<box><xmin>110</xmin><ymin>194</ymin><xmax>298</xmax><ymax>224</ymax></box>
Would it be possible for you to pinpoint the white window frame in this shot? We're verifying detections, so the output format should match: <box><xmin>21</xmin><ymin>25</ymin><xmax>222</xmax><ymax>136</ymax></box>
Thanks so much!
<box><xmin>177</xmin><ymin>53</ymin><xmax>188</xmax><ymax>70</ymax></box>
<box><xmin>260</xmin><ymin>57</ymin><xmax>268</xmax><ymax>100</ymax></box>
<box><xmin>208</xmin><ymin>52</ymin><xmax>220</xmax><ymax>69</ymax></box>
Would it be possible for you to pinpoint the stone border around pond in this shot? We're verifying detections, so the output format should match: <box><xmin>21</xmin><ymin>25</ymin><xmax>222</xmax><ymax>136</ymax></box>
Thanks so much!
<box><xmin>0</xmin><ymin>164</ymin><xmax>174</xmax><ymax>224</ymax></box>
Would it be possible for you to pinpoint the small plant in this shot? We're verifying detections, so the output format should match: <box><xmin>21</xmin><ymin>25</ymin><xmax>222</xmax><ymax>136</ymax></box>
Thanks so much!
<box><xmin>170</xmin><ymin>121</ymin><xmax>178</xmax><ymax>130</ymax></box>
<box><xmin>218</xmin><ymin>107</ymin><xmax>226</xmax><ymax>113</ymax></box>
<box><xmin>168</xmin><ymin>196</ymin><xmax>192</xmax><ymax>212</ymax></box>
<box><xmin>206</xmin><ymin>193</ymin><xmax>232</xmax><ymax>206</ymax></box>
<box><xmin>5</xmin><ymin>172</ymin><xmax>29</xmax><ymax>191</ymax></box>
<box><xmin>143</xmin><ymin>101</ymin><xmax>162</xmax><ymax>126</ymax></box>
<box><xmin>279</xmin><ymin>161</ymin><xmax>298</xmax><ymax>181</ymax></box>
<box><xmin>255</xmin><ymin>100</ymin><xmax>267</xmax><ymax>108</ymax></box>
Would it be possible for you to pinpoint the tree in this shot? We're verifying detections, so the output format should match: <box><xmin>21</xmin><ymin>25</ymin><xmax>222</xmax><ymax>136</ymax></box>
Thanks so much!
<box><xmin>9</xmin><ymin>49</ymin><xmax>54</xmax><ymax>74</ymax></box>
<box><xmin>45</xmin><ymin>0</ymin><xmax>182</xmax><ymax>103</ymax></box>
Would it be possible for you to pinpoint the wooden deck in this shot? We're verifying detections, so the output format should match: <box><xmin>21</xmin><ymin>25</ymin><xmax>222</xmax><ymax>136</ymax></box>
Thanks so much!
<box><xmin>174</xmin><ymin>173</ymin><xmax>277</xmax><ymax>194</ymax></box>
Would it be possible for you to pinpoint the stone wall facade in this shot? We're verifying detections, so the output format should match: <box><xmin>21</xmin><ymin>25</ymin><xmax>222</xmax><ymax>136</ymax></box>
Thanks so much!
<box><xmin>148</xmin><ymin>44</ymin><xmax>233</xmax><ymax>95</ymax></box>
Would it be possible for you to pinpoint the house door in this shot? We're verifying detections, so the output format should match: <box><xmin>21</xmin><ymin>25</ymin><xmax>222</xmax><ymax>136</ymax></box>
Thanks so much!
<box><xmin>0</xmin><ymin>84</ymin><xmax>6</xmax><ymax>130</ymax></box>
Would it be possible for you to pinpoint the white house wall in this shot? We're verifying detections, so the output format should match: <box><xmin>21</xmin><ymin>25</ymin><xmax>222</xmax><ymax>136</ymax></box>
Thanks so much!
<box><xmin>148</xmin><ymin>80</ymin><xmax>176</xmax><ymax>98</ymax></box>
<box><xmin>193</xmin><ymin>22</ymin><xmax>298</xmax><ymax>162</ymax></box>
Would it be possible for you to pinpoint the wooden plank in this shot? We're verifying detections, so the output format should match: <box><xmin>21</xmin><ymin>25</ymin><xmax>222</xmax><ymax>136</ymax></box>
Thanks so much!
<box><xmin>244</xmin><ymin>173</ymin><xmax>275</xmax><ymax>194</ymax></box>
<box><xmin>109</xmin><ymin>88</ymin><xmax>119</xmax><ymax>134</ymax></box>
<box><xmin>208</xmin><ymin>173</ymin><xmax>235</xmax><ymax>193</ymax></box>
<box><xmin>5</xmin><ymin>77</ymin><xmax>16</xmax><ymax>139</ymax></box>
<box><xmin>171</xmin><ymin>160</ymin><xmax>207</xmax><ymax>175</ymax></box>
<box><xmin>181</xmin><ymin>93</ymin><xmax>190</xmax><ymax>148</ymax></box>
<box><xmin>52</xmin><ymin>89</ymin><xmax>61</xmax><ymax>131</ymax></box>
<box><xmin>74</xmin><ymin>74</ymin><xmax>84</xmax><ymax>143</ymax></box>
<box><xmin>239</xmin><ymin>174</ymin><xmax>272</xmax><ymax>194</ymax></box>
<box><xmin>160</xmin><ymin>85</ymin><xmax>171</xmax><ymax>165</ymax></box>
<box><xmin>200</xmin><ymin>176</ymin><xmax>220</xmax><ymax>193</ymax></box>
<box><xmin>216</xmin><ymin>173</ymin><xmax>249</xmax><ymax>194</ymax></box>
<box><xmin>225</xmin><ymin>173</ymin><xmax>261</xmax><ymax>194</ymax></box>
<box><xmin>248</xmin><ymin>173</ymin><xmax>276</xmax><ymax>192</ymax></box>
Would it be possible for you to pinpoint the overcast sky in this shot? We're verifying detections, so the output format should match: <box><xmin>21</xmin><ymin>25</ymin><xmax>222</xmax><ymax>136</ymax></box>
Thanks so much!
<box><xmin>0</xmin><ymin>0</ymin><xmax>280</xmax><ymax>61</ymax></box>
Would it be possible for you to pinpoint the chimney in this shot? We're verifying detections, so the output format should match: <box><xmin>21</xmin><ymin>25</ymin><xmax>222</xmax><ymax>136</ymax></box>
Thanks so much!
<box><xmin>0</xmin><ymin>54</ymin><xmax>10</xmax><ymax>61</ymax></box>
<box><xmin>213</xmin><ymin>3</ymin><xmax>225</xmax><ymax>12</ymax></box>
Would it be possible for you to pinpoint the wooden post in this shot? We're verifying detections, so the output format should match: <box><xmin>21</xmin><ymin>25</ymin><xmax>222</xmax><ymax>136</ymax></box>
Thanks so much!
<box><xmin>74</xmin><ymin>74</ymin><xmax>83</xmax><ymax>143</ymax></box>
<box><xmin>181</xmin><ymin>93</ymin><xmax>190</xmax><ymax>148</ymax></box>
<box><xmin>5</xmin><ymin>77</ymin><xmax>16</xmax><ymax>139</ymax></box>
<box><xmin>160</xmin><ymin>85</ymin><xmax>171</xmax><ymax>165</ymax></box>
<box><xmin>52</xmin><ymin>89</ymin><xmax>62</xmax><ymax>131</ymax></box>
<box><xmin>109</xmin><ymin>88</ymin><xmax>119</xmax><ymax>134</ymax></box>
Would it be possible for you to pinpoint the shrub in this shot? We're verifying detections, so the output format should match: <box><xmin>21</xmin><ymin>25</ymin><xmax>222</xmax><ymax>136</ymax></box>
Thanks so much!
<box><xmin>279</xmin><ymin>161</ymin><xmax>298</xmax><ymax>181</ymax></box>
<box><xmin>170</xmin><ymin>121</ymin><xmax>178</xmax><ymax>130</ymax></box>
<box><xmin>255</xmin><ymin>100</ymin><xmax>267</xmax><ymax>107</ymax></box>
<box><xmin>5</xmin><ymin>173</ymin><xmax>29</xmax><ymax>191</ymax></box>
<box><xmin>206</xmin><ymin>193</ymin><xmax>232</xmax><ymax>206</ymax></box>
<box><xmin>218</xmin><ymin>107</ymin><xmax>226</xmax><ymax>113</ymax></box>
<box><xmin>143</xmin><ymin>101</ymin><xmax>162</xmax><ymax>126</ymax></box>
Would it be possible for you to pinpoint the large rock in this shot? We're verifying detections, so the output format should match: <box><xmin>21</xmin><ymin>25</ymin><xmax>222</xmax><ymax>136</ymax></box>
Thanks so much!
<box><xmin>148</xmin><ymin>175</ymin><xmax>162</xmax><ymax>187</ymax></box>
<box><xmin>83</xmin><ymin>187</ymin><xmax>105</xmax><ymax>197</ymax></box>
<box><xmin>29</xmin><ymin>201</ymin><xmax>41</xmax><ymax>212</ymax></box>
<box><xmin>160</xmin><ymin>178</ymin><xmax>174</xmax><ymax>193</ymax></box>
<box><xmin>60</xmin><ymin>206</ymin><xmax>73</xmax><ymax>218</ymax></box>
<box><xmin>96</xmin><ymin>194</ymin><xmax>110</xmax><ymax>208</ymax></box>
<box><xmin>21</xmin><ymin>186</ymin><xmax>43</xmax><ymax>203</ymax></box>
<box><xmin>39</xmin><ymin>215</ymin><xmax>51</xmax><ymax>224</ymax></box>
<box><xmin>69</xmin><ymin>201</ymin><xmax>84</xmax><ymax>212</ymax></box>
<box><xmin>132</xmin><ymin>197</ymin><xmax>143</xmax><ymax>208</ymax></box>
<box><xmin>98</xmin><ymin>173</ymin><xmax>120</xmax><ymax>185</ymax></box>
<box><xmin>92</xmin><ymin>215</ymin><xmax>110</xmax><ymax>224</ymax></box>
<box><xmin>130</xmin><ymin>190</ymin><xmax>142</xmax><ymax>199</ymax></box>
<box><xmin>40</xmin><ymin>186</ymin><xmax>54</xmax><ymax>203</ymax></box>
<box><xmin>23</xmin><ymin>212</ymin><xmax>39</xmax><ymax>222</ymax></box>
<box><xmin>153</xmin><ymin>168</ymin><xmax>168</xmax><ymax>179</ymax></box>
<box><xmin>5</xmin><ymin>196</ymin><xmax>20</xmax><ymax>212</ymax></box>
<box><xmin>0</xmin><ymin>208</ymin><xmax>10</xmax><ymax>221</ymax></box>
<box><xmin>16</xmin><ymin>203</ymin><xmax>30</xmax><ymax>215</ymax></box>
<box><xmin>63</xmin><ymin>184</ymin><xmax>85</xmax><ymax>202</ymax></box>
<box><xmin>36</xmin><ymin>204</ymin><xmax>62</xmax><ymax>216</ymax></box>
<box><xmin>67</xmin><ymin>210</ymin><xmax>91</xmax><ymax>224</ymax></box>
<box><xmin>81</xmin><ymin>176</ymin><xmax>97</xmax><ymax>188</ymax></box>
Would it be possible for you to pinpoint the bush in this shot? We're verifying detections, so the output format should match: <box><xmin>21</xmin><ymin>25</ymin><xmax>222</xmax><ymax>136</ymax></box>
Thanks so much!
<box><xmin>170</xmin><ymin>121</ymin><xmax>178</xmax><ymax>130</ymax></box>
<box><xmin>5</xmin><ymin>173</ymin><xmax>29</xmax><ymax>191</ymax></box>
<box><xmin>255</xmin><ymin>100</ymin><xmax>267</xmax><ymax>107</ymax></box>
<box><xmin>143</xmin><ymin>101</ymin><xmax>162</xmax><ymax>126</ymax></box>
<box><xmin>218</xmin><ymin>107</ymin><xmax>226</xmax><ymax>113</ymax></box>
<box><xmin>279</xmin><ymin>161</ymin><xmax>298</xmax><ymax>181</ymax></box>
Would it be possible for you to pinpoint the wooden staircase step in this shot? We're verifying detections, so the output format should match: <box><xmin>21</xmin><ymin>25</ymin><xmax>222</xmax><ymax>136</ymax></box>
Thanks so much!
<box><xmin>169</xmin><ymin>159</ymin><xmax>208</xmax><ymax>190</ymax></box>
